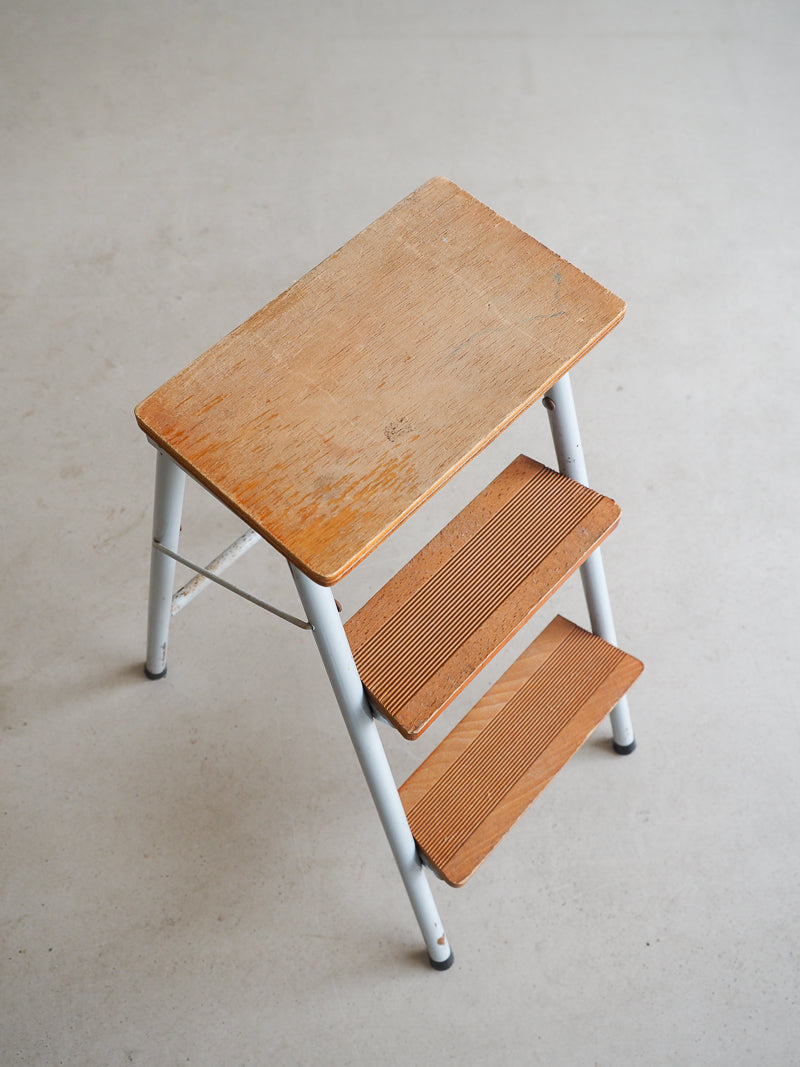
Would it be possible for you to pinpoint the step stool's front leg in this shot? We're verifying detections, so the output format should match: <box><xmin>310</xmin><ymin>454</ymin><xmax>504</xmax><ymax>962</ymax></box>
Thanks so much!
<box><xmin>290</xmin><ymin>564</ymin><xmax>454</xmax><ymax>969</ymax></box>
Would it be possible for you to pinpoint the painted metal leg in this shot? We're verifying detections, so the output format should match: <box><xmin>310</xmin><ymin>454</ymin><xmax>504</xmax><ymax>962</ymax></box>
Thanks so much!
<box><xmin>290</xmin><ymin>564</ymin><xmax>454</xmax><ymax>969</ymax></box>
<box><xmin>145</xmin><ymin>447</ymin><xmax>187</xmax><ymax>678</ymax></box>
<box><xmin>543</xmin><ymin>374</ymin><xmax>636</xmax><ymax>753</ymax></box>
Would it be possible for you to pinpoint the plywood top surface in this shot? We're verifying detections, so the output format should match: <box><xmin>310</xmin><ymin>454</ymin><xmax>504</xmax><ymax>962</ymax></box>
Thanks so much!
<box><xmin>135</xmin><ymin>177</ymin><xmax>625</xmax><ymax>584</ymax></box>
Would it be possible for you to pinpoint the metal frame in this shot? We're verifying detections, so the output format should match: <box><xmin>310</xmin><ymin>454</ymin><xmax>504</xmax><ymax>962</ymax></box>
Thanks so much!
<box><xmin>143</xmin><ymin>446</ymin><xmax>453</xmax><ymax>967</ymax></box>
<box><xmin>155</xmin><ymin>541</ymin><xmax>310</xmax><ymax>629</ymax></box>
<box><xmin>543</xmin><ymin>373</ymin><xmax>636</xmax><ymax>752</ymax></box>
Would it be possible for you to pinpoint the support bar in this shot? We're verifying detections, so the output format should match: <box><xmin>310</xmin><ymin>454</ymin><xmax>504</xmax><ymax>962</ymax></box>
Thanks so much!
<box><xmin>290</xmin><ymin>563</ymin><xmax>453</xmax><ymax>969</ymax></box>
<box><xmin>154</xmin><ymin>542</ymin><xmax>312</xmax><ymax>630</ymax></box>
<box><xmin>172</xmin><ymin>529</ymin><xmax>261</xmax><ymax>615</ymax></box>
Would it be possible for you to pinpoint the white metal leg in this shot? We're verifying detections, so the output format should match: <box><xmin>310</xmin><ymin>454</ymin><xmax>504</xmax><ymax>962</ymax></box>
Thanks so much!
<box><xmin>290</xmin><ymin>564</ymin><xmax>454</xmax><ymax>969</ymax></box>
<box><xmin>145</xmin><ymin>447</ymin><xmax>187</xmax><ymax>678</ymax></box>
<box><xmin>543</xmin><ymin>374</ymin><xmax>636</xmax><ymax>753</ymax></box>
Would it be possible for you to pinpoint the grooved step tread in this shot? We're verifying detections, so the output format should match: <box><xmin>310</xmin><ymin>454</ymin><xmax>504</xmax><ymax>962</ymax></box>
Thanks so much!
<box><xmin>399</xmin><ymin>616</ymin><xmax>643</xmax><ymax>887</ymax></box>
<box><xmin>345</xmin><ymin>456</ymin><xmax>620</xmax><ymax>739</ymax></box>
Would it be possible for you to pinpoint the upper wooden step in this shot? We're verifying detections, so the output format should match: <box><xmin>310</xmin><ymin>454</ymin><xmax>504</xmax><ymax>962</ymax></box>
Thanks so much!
<box><xmin>399</xmin><ymin>616</ymin><xmax>643</xmax><ymax>887</ymax></box>
<box><xmin>345</xmin><ymin>455</ymin><xmax>621</xmax><ymax>739</ymax></box>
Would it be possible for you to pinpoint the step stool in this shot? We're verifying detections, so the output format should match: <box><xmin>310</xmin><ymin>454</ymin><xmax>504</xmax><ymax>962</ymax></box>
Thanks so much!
<box><xmin>134</xmin><ymin>177</ymin><xmax>643</xmax><ymax>970</ymax></box>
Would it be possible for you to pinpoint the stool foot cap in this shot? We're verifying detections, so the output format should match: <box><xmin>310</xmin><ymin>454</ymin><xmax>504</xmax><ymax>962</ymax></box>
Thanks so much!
<box><xmin>613</xmin><ymin>737</ymin><xmax>636</xmax><ymax>755</ymax></box>
<box><xmin>429</xmin><ymin>949</ymin><xmax>454</xmax><ymax>971</ymax></box>
<box><xmin>144</xmin><ymin>664</ymin><xmax>167</xmax><ymax>680</ymax></box>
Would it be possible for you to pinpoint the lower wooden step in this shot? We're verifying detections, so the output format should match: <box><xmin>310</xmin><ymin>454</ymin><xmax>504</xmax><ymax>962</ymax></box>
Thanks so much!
<box><xmin>399</xmin><ymin>616</ymin><xmax>643</xmax><ymax>887</ymax></box>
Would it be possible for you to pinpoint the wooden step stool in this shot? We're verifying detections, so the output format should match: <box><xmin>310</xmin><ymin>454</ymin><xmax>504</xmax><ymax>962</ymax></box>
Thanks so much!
<box><xmin>135</xmin><ymin>177</ymin><xmax>643</xmax><ymax>970</ymax></box>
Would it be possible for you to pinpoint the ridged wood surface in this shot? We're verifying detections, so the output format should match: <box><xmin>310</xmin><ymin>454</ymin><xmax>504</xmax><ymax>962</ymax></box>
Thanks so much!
<box><xmin>399</xmin><ymin>616</ymin><xmax>643</xmax><ymax>887</ymax></box>
<box><xmin>345</xmin><ymin>456</ymin><xmax>620</xmax><ymax>739</ymax></box>
<box><xmin>135</xmin><ymin>176</ymin><xmax>625</xmax><ymax>585</ymax></box>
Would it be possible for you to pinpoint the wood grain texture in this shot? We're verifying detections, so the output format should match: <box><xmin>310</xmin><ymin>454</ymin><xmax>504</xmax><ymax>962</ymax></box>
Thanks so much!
<box><xmin>135</xmin><ymin>177</ymin><xmax>625</xmax><ymax>584</ymax></box>
<box><xmin>345</xmin><ymin>456</ymin><xmax>620</xmax><ymax>739</ymax></box>
<box><xmin>399</xmin><ymin>616</ymin><xmax>643</xmax><ymax>887</ymax></box>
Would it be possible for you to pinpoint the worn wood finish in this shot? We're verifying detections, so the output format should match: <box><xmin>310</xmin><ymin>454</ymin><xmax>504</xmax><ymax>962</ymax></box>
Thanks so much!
<box><xmin>399</xmin><ymin>616</ymin><xmax>643</xmax><ymax>887</ymax></box>
<box><xmin>135</xmin><ymin>177</ymin><xmax>626</xmax><ymax>584</ymax></box>
<box><xmin>345</xmin><ymin>456</ymin><xmax>620</xmax><ymax>739</ymax></box>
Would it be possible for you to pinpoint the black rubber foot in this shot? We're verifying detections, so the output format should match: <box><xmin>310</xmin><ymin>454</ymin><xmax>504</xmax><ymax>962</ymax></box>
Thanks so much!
<box><xmin>429</xmin><ymin>949</ymin><xmax>454</xmax><ymax>971</ymax></box>
<box><xmin>144</xmin><ymin>664</ymin><xmax>167</xmax><ymax>680</ymax></box>
<box><xmin>613</xmin><ymin>737</ymin><xmax>636</xmax><ymax>755</ymax></box>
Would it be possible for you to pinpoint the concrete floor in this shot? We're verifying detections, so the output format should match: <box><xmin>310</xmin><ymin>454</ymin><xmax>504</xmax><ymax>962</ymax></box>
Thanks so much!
<box><xmin>3</xmin><ymin>2</ymin><xmax>799</xmax><ymax>1064</ymax></box>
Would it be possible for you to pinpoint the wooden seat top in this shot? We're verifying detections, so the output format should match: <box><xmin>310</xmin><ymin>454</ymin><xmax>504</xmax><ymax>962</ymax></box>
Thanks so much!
<box><xmin>135</xmin><ymin>177</ymin><xmax>625</xmax><ymax>585</ymax></box>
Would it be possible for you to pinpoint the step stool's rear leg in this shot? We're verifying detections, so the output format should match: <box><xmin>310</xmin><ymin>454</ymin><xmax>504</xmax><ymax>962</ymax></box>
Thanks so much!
<box><xmin>543</xmin><ymin>374</ymin><xmax>636</xmax><ymax>753</ymax></box>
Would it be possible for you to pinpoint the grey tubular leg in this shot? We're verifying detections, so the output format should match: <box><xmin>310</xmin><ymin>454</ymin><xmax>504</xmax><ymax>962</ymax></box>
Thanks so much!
<box><xmin>145</xmin><ymin>448</ymin><xmax>186</xmax><ymax>679</ymax></box>
<box><xmin>290</xmin><ymin>563</ymin><xmax>454</xmax><ymax>968</ymax></box>
<box><xmin>543</xmin><ymin>374</ymin><xmax>636</xmax><ymax>753</ymax></box>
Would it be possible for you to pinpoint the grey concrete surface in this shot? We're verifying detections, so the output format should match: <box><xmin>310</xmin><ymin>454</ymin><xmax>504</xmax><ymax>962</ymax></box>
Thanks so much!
<box><xmin>2</xmin><ymin>2</ymin><xmax>799</xmax><ymax>1064</ymax></box>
